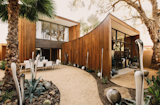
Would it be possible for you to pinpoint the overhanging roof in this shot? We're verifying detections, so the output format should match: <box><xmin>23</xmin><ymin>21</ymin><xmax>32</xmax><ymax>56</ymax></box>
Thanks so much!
<box><xmin>109</xmin><ymin>14</ymin><xmax>140</xmax><ymax>36</ymax></box>
<box><xmin>38</xmin><ymin>15</ymin><xmax>79</xmax><ymax>27</ymax></box>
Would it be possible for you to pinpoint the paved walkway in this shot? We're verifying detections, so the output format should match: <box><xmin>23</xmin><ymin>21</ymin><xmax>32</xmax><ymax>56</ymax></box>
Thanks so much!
<box><xmin>0</xmin><ymin>65</ymin><xmax>103</xmax><ymax>105</ymax></box>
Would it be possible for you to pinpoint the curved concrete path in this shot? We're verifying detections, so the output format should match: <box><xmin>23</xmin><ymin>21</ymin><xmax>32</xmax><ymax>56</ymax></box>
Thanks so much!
<box><xmin>0</xmin><ymin>65</ymin><xmax>103</xmax><ymax>105</ymax></box>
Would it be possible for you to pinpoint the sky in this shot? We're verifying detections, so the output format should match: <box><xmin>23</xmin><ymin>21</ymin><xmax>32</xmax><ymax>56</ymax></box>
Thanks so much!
<box><xmin>0</xmin><ymin>0</ymin><xmax>159</xmax><ymax>46</ymax></box>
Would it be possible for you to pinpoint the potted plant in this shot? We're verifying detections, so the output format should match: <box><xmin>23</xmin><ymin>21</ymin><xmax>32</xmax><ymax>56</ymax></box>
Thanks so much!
<box><xmin>131</xmin><ymin>56</ymin><xmax>139</xmax><ymax>67</ymax></box>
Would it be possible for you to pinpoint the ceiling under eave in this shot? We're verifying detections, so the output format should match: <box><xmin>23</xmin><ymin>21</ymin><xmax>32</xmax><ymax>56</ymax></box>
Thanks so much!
<box><xmin>38</xmin><ymin>15</ymin><xmax>79</xmax><ymax>27</ymax></box>
<box><xmin>111</xmin><ymin>19</ymin><xmax>139</xmax><ymax>36</ymax></box>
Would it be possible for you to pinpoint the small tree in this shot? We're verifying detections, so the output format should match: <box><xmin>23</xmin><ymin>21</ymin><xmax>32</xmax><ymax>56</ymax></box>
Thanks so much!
<box><xmin>0</xmin><ymin>0</ymin><xmax>56</xmax><ymax>90</ymax></box>
<box><xmin>79</xmin><ymin>14</ymin><xmax>100</xmax><ymax>35</ymax></box>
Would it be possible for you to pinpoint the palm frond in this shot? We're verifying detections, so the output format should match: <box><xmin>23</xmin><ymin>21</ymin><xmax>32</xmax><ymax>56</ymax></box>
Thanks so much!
<box><xmin>19</xmin><ymin>4</ymin><xmax>38</xmax><ymax>22</ymax></box>
<box><xmin>0</xmin><ymin>4</ymin><xmax>8</xmax><ymax>21</ymax></box>
<box><xmin>0</xmin><ymin>0</ymin><xmax>56</xmax><ymax>22</ymax></box>
<box><xmin>36</xmin><ymin>0</ymin><xmax>56</xmax><ymax>18</ymax></box>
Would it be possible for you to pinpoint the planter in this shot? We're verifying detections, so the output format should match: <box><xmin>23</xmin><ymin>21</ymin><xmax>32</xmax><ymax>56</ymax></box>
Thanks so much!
<box><xmin>132</xmin><ymin>62</ymin><xmax>139</xmax><ymax>66</ymax></box>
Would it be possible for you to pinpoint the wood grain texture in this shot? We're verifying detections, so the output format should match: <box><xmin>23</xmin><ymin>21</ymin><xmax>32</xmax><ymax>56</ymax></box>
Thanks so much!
<box><xmin>0</xmin><ymin>43</ymin><xmax>6</xmax><ymax>60</ymax></box>
<box><xmin>69</xmin><ymin>23</ymin><xmax>80</xmax><ymax>41</ymax></box>
<box><xmin>18</xmin><ymin>18</ymin><xmax>36</xmax><ymax>62</ymax></box>
<box><xmin>131</xmin><ymin>35</ymin><xmax>139</xmax><ymax>57</ymax></box>
<box><xmin>62</xmin><ymin>14</ymin><xmax>139</xmax><ymax>78</ymax></box>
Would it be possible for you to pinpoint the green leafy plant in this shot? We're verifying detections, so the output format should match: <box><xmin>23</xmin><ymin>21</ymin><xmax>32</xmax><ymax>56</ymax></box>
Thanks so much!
<box><xmin>144</xmin><ymin>69</ymin><xmax>160</xmax><ymax>105</ymax></box>
<box><xmin>25</xmin><ymin>76</ymin><xmax>46</xmax><ymax>103</ymax></box>
<box><xmin>87</xmin><ymin>69</ymin><xmax>95</xmax><ymax>73</ymax></box>
<box><xmin>78</xmin><ymin>65</ymin><xmax>82</xmax><ymax>68</ymax></box>
<box><xmin>61</xmin><ymin>62</ymin><xmax>65</xmax><ymax>65</ymax></box>
<box><xmin>1</xmin><ymin>91</ymin><xmax>14</xmax><ymax>102</ymax></box>
<box><xmin>102</xmin><ymin>76</ymin><xmax>108</xmax><ymax>84</ymax></box>
<box><xmin>132</xmin><ymin>56</ymin><xmax>138</xmax><ymax>62</ymax></box>
<box><xmin>0</xmin><ymin>61</ymin><xmax>6</xmax><ymax>70</ymax></box>
<box><xmin>68</xmin><ymin>62</ymin><xmax>73</xmax><ymax>66</ymax></box>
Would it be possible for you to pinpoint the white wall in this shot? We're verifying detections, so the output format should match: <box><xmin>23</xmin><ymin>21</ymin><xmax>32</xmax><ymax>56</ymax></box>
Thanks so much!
<box><xmin>0</xmin><ymin>20</ymin><xmax>8</xmax><ymax>44</ymax></box>
<box><xmin>36</xmin><ymin>21</ymin><xmax>42</xmax><ymax>39</ymax></box>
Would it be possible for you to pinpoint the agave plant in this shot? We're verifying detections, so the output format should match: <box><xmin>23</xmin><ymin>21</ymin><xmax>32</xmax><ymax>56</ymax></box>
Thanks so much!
<box><xmin>24</xmin><ymin>76</ymin><xmax>46</xmax><ymax>103</ymax></box>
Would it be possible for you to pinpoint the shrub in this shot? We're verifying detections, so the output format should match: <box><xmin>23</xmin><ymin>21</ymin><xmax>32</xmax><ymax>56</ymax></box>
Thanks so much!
<box><xmin>132</xmin><ymin>56</ymin><xmax>138</xmax><ymax>62</ymax></box>
<box><xmin>102</xmin><ymin>76</ymin><xmax>108</xmax><ymax>84</ymax></box>
<box><xmin>25</xmin><ymin>77</ymin><xmax>46</xmax><ymax>103</ymax></box>
<box><xmin>0</xmin><ymin>61</ymin><xmax>6</xmax><ymax>70</ymax></box>
<box><xmin>1</xmin><ymin>91</ymin><xmax>14</xmax><ymax>102</ymax></box>
<box><xmin>87</xmin><ymin>69</ymin><xmax>95</xmax><ymax>73</ymax></box>
<box><xmin>145</xmin><ymin>69</ymin><xmax>160</xmax><ymax>105</ymax></box>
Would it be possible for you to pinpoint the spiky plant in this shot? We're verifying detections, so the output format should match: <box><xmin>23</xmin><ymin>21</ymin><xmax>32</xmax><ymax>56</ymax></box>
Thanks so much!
<box><xmin>25</xmin><ymin>76</ymin><xmax>46</xmax><ymax>103</ymax></box>
<box><xmin>0</xmin><ymin>0</ymin><xmax>56</xmax><ymax>90</ymax></box>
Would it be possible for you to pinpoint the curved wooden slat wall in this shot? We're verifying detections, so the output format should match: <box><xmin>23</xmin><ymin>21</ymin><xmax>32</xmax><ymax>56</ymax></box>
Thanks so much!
<box><xmin>62</xmin><ymin>16</ymin><xmax>112</xmax><ymax>78</ymax></box>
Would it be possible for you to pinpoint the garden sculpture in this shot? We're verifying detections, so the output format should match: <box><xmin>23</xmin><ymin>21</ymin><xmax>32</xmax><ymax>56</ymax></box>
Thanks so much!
<box><xmin>97</xmin><ymin>47</ymin><xmax>103</xmax><ymax>79</ymax></box>
<box><xmin>106</xmin><ymin>39</ymin><xmax>147</xmax><ymax>105</ymax></box>
<box><xmin>20</xmin><ymin>74</ymin><xmax>25</xmax><ymax>104</ymax></box>
<box><xmin>100</xmin><ymin>47</ymin><xmax>103</xmax><ymax>79</ymax></box>
<box><xmin>106</xmin><ymin>89</ymin><xmax>121</xmax><ymax>104</ymax></box>
<box><xmin>11</xmin><ymin>63</ymin><xmax>24</xmax><ymax>105</ymax></box>
<box><xmin>85</xmin><ymin>51</ymin><xmax>89</xmax><ymax>70</ymax></box>
<box><xmin>134</xmin><ymin>39</ymin><xmax>144</xmax><ymax>105</ymax></box>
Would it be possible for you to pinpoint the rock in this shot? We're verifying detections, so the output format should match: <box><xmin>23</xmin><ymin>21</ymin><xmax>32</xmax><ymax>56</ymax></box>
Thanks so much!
<box><xmin>43</xmin><ymin>99</ymin><xmax>51</xmax><ymax>105</ymax></box>
<box><xmin>44</xmin><ymin>82</ymin><xmax>51</xmax><ymax>90</ymax></box>
<box><xmin>49</xmin><ymin>91</ymin><xmax>55</xmax><ymax>96</ymax></box>
<box><xmin>39</xmin><ymin>79</ymin><xmax>43</xmax><ymax>82</ymax></box>
<box><xmin>0</xmin><ymin>97</ymin><xmax>2</xmax><ymax>101</ymax></box>
<box><xmin>55</xmin><ymin>102</ymin><xmax>59</xmax><ymax>105</ymax></box>
<box><xmin>47</xmin><ymin>95</ymin><xmax>51</xmax><ymax>99</ymax></box>
<box><xmin>6</xmin><ymin>102</ymin><xmax>12</xmax><ymax>105</ymax></box>
<box><xmin>4</xmin><ymin>99</ymin><xmax>11</xmax><ymax>104</ymax></box>
<box><xmin>33</xmin><ymin>102</ymin><xmax>41</xmax><ymax>105</ymax></box>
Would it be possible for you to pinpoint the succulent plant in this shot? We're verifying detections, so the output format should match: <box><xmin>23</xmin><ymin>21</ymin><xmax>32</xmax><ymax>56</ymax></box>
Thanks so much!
<box><xmin>43</xmin><ymin>99</ymin><xmax>51</xmax><ymax>105</ymax></box>
<box><xmin>24</xmin><ymin>76</ymin><xmax>46</xmax><ymax>103</ymax></box>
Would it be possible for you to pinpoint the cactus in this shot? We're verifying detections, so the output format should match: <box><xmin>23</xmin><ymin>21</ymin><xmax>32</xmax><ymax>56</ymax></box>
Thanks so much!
<box><xmin>43</xmin><ymin>100</ymin><xmax>51</xmax><ymax>105</ymax></box>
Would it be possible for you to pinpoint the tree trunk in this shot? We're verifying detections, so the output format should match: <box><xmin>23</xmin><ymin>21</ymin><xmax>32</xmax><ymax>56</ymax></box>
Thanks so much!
<box><xmin>3</xmin><ymin>0</ymin><xmax>20</xmax><ymax>91</ymax></box>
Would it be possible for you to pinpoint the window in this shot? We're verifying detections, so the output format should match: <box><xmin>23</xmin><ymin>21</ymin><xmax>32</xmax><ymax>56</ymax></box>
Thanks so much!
<box><xmin>42</xmin><ymin>21</ymin><xmax>50</xmax><ymax>40</ymax></box>
<box><xmin>36</xmin><ymin>20</ymin><xmax>69</xmax><ymax>42</ymax></box>
<box><xmin>117</xmin><ymin>31</ymin><xmax>125</xmax><ymax>42</ymax></box>
<box><xmin>112</xmin><ymin>29</ymin><xmax>116</xmax><ymax>40</ymax></box>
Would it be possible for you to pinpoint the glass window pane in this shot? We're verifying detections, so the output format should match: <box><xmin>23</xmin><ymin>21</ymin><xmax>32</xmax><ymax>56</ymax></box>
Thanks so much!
<box><xmin>117</xmin><ymin>31</ymin><xmax>125</xmax><ymax>42</ymax></box>
<box><xmin>64</xmin><ymin>27</ymin><xmax>69</xmax><ymax>42</ymax></box>
<box><xmin>114</xmin><ymin>41</ymin><xmax>121</xmax><ymax>51</ymax></box>
<box><xmin>125</xmin><ymin>44</ymin><xmax>131</xmax><ymax>58</ymax></box>
<box><xmin>59</xmin><ymin>25</ymin><xmax>64</xmax><ymax>41</ymax></box>
<box><xmin>125</xmin><ymin>35</ymin><xmax>131</xmax><ymax>43</ymax></box>
<box><xmin>51</xmin><ymin>23</ymin><xmax>58</xmax><ymax>41</ymax></box>
<box><xmin>42</xmin><ymin>21</ymin><xmax>50</xmax><ymax>40</ymax></box>
<box><xmin>112</xmin><ymin>29</ymin><xmax>116</xmax><ymax>40</ymax></box>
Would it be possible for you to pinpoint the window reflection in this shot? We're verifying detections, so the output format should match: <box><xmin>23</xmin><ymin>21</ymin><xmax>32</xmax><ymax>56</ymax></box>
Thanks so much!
<box><xmin>42</xmin><ymin>21</ymin><xmax>50</xmax><ymax>40</ymax></box>
<box><xmin>117</xmin><ymin>31</ymin><xmax>125</xmax><ymax>42</ymax></box>
<box><xmin>36</xmin><ymin>20</ymin><xmax>69</xmax><ymax>42</ymax></box>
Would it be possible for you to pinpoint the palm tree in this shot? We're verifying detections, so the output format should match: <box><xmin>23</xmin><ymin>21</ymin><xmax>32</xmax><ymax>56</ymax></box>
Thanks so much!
<box><xmin>0</xmin><ymin>0</ymin><xmax>56</xmax><ymax>90</ymax></box>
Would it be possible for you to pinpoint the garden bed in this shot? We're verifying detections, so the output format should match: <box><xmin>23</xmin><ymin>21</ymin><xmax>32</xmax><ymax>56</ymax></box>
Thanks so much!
<box><xmin>89</xmin><ymin>72</ymin><xmax>136</xmax><ymax>105</ymax></box>
<box><xmin>0</xmin><ymin>80</ymin><xmax>60</xmax><ymax>105</ymax></box>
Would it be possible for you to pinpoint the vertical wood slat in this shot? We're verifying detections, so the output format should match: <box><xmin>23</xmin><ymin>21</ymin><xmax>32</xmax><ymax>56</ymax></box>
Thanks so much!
<box><xmin>62</xmin><ymin>14</ymin><xmax>140</xmax><ymax>78</ymax></box>
<box><xmin>18</xmin><ymin>18</ymin><xmax>36</xmax><ymax>62</ymax></box>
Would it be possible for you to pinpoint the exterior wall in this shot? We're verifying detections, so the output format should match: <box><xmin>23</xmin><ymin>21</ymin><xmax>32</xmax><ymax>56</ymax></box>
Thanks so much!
<box><xmin>18</xmin><ymin>18</ymin><xmax>36</xmax><ymax>62</ymax></box>
<box><xmin>62</xmin><ymin>16</ymin><xmax>112</xmax><ymax>78</ymax></box>
<box><xmin>0</xmin><ymin>43</ymin><xmax>6</xmax><ymax>61</ymax></box>
<box><xmin>69</xmin><ymin>23</ymin><xmax>80</xmax><ymax>41</ymax></box>
<box><xmin>143</xmin><ymin>46</ymin><xmax>153</xmax><ymax>68</ymax></box>
<box><xmin>131</xmin><ymin>35</ymin><xmax>139</xmax><ymax>57</ymax></box>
